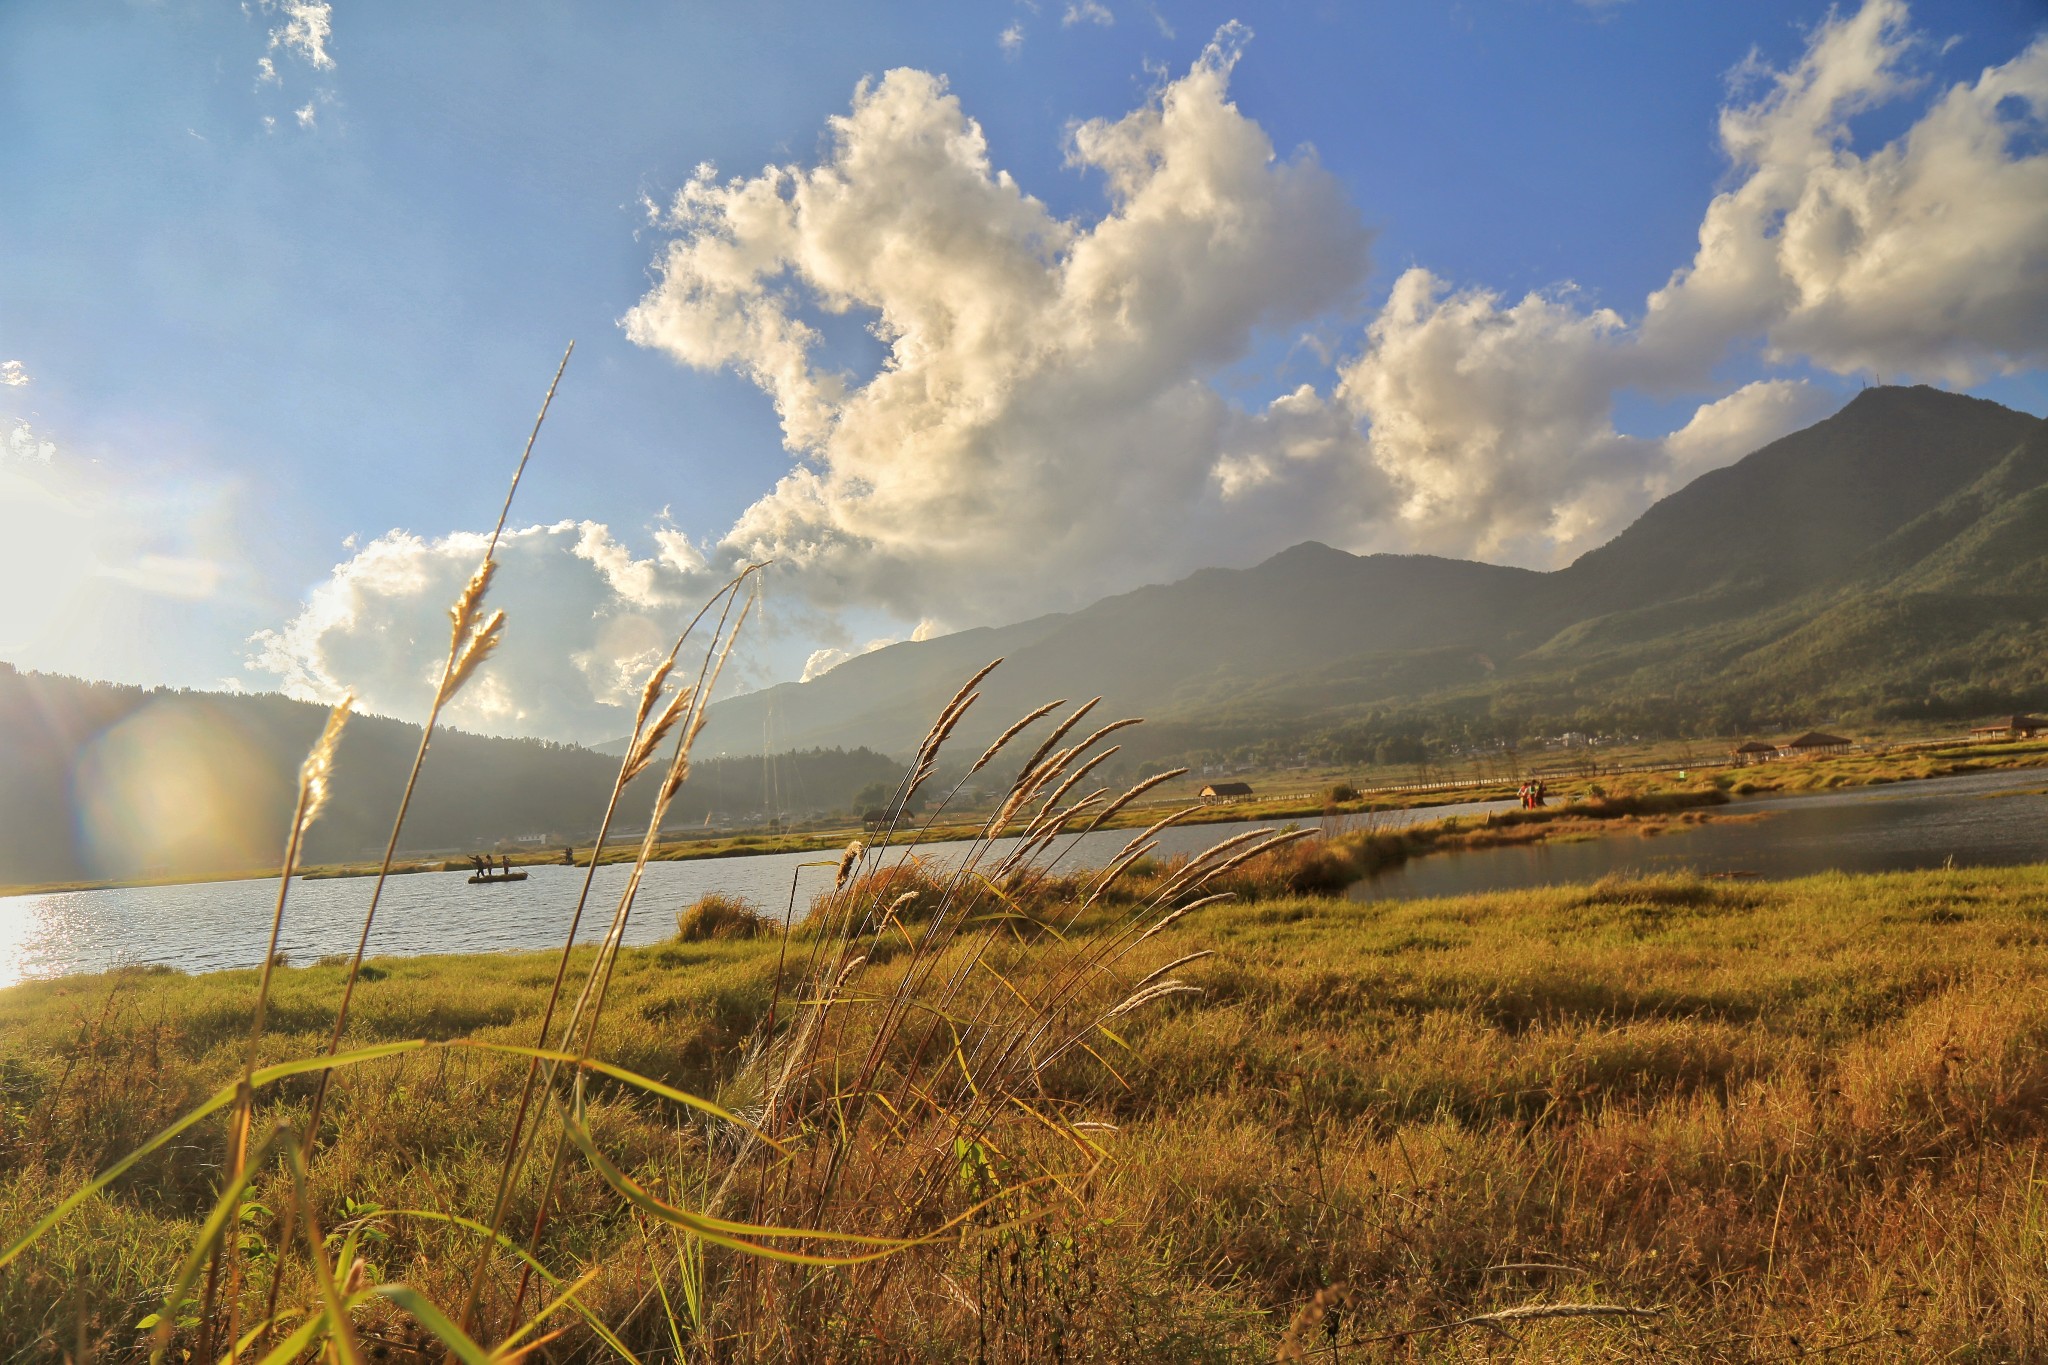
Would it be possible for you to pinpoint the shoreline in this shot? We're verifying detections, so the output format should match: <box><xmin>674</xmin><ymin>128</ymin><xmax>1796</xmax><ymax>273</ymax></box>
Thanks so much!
<box><xmin>6</xmin><ymin>737</ymin><xmax>2043</xmax><ymax>900</ymax></box>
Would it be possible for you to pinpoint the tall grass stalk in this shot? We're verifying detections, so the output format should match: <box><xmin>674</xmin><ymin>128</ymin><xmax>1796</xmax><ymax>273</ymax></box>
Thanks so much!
<box><xmin>261</xmin><ymin>344</ymin><xmax>570</xmax><ymax>1339</ymax></box>
<box><xmin>502</xmin><ymin>570</ymin><xmax>764</xmax><ymax>1324</ymax></box>
<box><xmin>301</xmin><ymin>341</ymin><xmax>572</xmax><ymax>1155</ymax></box>
<box><xmin>189</xmin><ymin>697</ymin><xmax>349</xmax><ymax>1361</ymax></box>
<box><xmin>459</xmin><ymin>564</ymin><xmax>765</xmax><ymax>1342</ymax></box>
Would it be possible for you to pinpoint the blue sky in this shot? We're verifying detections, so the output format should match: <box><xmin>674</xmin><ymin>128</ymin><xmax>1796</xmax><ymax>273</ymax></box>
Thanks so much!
<box><xmin>3</xmin><ymin>0</ymin><xmax>2045</xmax><ymax>741</ymax></box>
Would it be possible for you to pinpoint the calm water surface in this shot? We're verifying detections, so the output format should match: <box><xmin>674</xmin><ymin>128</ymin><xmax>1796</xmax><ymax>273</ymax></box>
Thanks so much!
<box><xmin>0</xmin><ymin>796</ymin><xmax>1505</xmax><ymax>985</ymax></box>
<box><xmin>5</xmin><ymin>772</ymin><xmax>2042</xmax><ymax>984</ymax></box>
<box><xmin>1350</xmin><ymin>767</ymin><xmax>2048</xmax><ymax>902</ymax></box>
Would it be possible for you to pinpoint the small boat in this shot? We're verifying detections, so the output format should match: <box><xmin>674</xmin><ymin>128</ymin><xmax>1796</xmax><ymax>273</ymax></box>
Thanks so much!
<box><xmin>468</xmin><ymin>870</ymin><xmax>529</xmax><ymax>885</ymax></box>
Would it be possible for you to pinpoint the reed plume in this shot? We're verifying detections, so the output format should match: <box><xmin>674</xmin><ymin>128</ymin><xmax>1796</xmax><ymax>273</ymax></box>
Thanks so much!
<box><xmin>491</xmin><ymin>567</ymin><xmax>766</xmax><ymax>1328</ymax></box>
<box><xmin>456</xmin><ymin>564</ymin><xmax>766</xmax><ymax>1344</ymax></box>
<box><xmin>197</xmin><ymin>694</ymin><xmax>351</xmax><ymax>1360</ymax></box>
<box><xmin>969</xmin><ymin>697</ymin><xmax>1064</xmax><ymax>774</ymax></box>
<box><xmin>250</xmin><ymin>345</ymin><xmax>572</xmax><ymax>1347</ymax></box>
<box><xmin>300</xmin><ymin>342</ymin><xmax>571</xmax><ymax>1151</ymax></box>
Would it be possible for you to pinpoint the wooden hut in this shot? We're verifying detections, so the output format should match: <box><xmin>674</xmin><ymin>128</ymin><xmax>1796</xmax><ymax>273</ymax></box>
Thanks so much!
<box><xmin>1730</xmin><ymin>740</ymin><xmax>1777</xmax><ymax>766</ymax></box>
<box><xmin>1200</xmin><ymin>781</ymin><xmax>1254</xmax><ymax>804</ymax></box>
<box><xmin>1776</xmin><ymin>731</ymin><xmax>1853</xmax><ymax>760</ymax></box>
<box><xmin>862</xmin><ymin>805</ymin><xmax>914</xmax><ymax>832</ymax></box>
<box><xmin>1969</xmin><ymin>715</ymin><xmax>2047</xmax><ymax>741</ymax></box>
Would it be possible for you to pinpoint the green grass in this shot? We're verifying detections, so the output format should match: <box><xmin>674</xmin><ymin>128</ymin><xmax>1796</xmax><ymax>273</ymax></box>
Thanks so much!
<box><xmin>10</xmin><ymin>862</ymin><xmax>2048</xmax><ymax>1359</ymax></box>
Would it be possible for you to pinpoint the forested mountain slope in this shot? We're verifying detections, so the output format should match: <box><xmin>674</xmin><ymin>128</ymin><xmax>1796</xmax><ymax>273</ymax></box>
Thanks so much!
<box><xmin>0</xmin><ymin>670</ymin><xmax>897</xmax><ymax>885</ymax></box>
<box><xmin>694</xmin><ymin>386</ymin><xmax>2048</xmax><ymax>754</ymax></box>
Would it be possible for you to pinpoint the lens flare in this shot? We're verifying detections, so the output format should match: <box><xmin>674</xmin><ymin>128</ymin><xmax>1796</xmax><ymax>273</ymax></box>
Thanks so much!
<box><xmin>74</xmin><ymin>699</ymin><xmax>283</xmax><ymax>880</ymax></box>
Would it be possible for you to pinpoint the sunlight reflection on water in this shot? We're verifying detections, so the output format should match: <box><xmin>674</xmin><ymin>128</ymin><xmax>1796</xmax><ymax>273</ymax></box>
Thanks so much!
<box><xmin>0</xmin><ymin>799</ymin><xmax>1499</xmax><ymax>985</ymax></box>
<box><xmin>12</xmin><ymin>770</ymin><xmax>2036</xmax><ymax>986</ymax></box>
<box><xmin>1348</xmin><ymin>768</ymin><xmax>2048</xmax><ymax>904</ymax></box>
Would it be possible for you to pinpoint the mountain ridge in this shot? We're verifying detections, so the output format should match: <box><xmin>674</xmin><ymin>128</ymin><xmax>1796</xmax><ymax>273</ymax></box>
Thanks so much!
<box><xmin>0</xmin><ymin>668</ymin><xmax>903</xmax><ymax>885</ymax></box>
<box><xmin>7</xmin><ymin>385</ymin><xmax>2042</xmax><ymax>885</ymax></box>
<box><xmin>694</xmin><ymin>385</ymin><xmax>2048</xmax><ymax>755</ymax></box>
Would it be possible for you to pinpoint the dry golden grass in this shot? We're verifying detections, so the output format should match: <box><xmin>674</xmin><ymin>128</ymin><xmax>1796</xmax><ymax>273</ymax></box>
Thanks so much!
<box><xmin>10</xmin><ymin>860</ymin><xmax>2048</xmax><ymax>1359</ymax></box>
<box><xmin>7</xmin><ymin>360</ymin><xmax>2045</xmax><ymax>1361</ymax></box>
<box><xmin>1</xmin><ymin>607</ymin><xmax>1307</xmax><ymax>1363</ymax></box>
<box><xmin>675</xmin><ymin>895</ymin><xmax>775</xmax><ymax>943</ymax></box>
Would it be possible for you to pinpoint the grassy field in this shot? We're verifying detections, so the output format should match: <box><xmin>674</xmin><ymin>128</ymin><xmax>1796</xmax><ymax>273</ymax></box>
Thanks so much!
<box><xmin>9</xmin><ymin>859</ymin><xmax>2048</xmax><ymax>1360</ymax></box>
<box><xmin>1204</xmin><ymin>735</ymin><xmax>2048</xmax><ymax>829</ymax></box>
<box><xmin>7</xmin><ymin>504</ymin><xmax>2042</xmax><ymax>1360</ymax></box>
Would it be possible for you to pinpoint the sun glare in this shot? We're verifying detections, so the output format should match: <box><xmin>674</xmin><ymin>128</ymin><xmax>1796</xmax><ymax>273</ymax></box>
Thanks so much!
<box><xmin>73</xmin><ymin>699</ymin><xmax>283</xmax><ymax>880</ymax></box>
<box><xmin>0</xmin><ymin>469</ymin><xmax>95</xmax><ymax>654</ymax></box>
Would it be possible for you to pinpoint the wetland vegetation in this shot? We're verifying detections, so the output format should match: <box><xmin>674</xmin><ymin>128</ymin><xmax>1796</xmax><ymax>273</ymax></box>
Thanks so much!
<box><xmin>10</xmin><ymin>861</ymin><xmax>2048</xmax><ymax>1359</ymax></box>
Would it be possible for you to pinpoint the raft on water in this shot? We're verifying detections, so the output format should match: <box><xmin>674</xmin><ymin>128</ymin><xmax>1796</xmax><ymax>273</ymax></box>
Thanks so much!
<box><xmin>468</xmin><ymin>871</ymin><xmax>529</xmax><ymax>884</ymax></box>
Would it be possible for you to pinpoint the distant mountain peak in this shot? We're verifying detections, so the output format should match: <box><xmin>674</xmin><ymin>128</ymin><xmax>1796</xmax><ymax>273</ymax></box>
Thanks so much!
<box><xmin>692</xmin><ymin>390</ymin><xmax>2047</xmax><ymax>756</ymax></box>
<box><xmin>1258</xmin><ymin>540</ymin><xmax>1350</xmax><ymax>566</ymax></box>
<box><xmin>1838</xmin><ymin>383</ymin><xmax>2029</xmax><ymax>418</ymax></box>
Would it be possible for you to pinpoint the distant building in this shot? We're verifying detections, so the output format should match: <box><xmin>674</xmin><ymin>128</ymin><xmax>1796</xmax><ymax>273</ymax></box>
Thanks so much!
<box><xmin>1731</xmin><ymin>740</ymin><xmax>1777</xmax><ymax>766</ymax></box>
<box><xmin>1776</xmin><ymin>731</ymin><xmax>1854</xmax><ymax>759</ymax></box>
<box><xmin>1200</xmin><ymin>781</ymin><xmax>1254</xmax><ymax>804</ymax></box>
<box><xmin>863</xmin><ymin>805</ymin><xmax>914</xmax><ymax>832</ymax></box>
<box><xmin>1969</xmin><ymin>715</ymin><xmax>2047</xmax><ymax>741</ymax></box>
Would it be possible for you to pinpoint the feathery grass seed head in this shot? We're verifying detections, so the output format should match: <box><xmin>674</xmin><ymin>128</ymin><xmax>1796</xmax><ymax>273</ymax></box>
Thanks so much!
<box><xmin>447</xmin><ymin>559</ymin><xmax>497</xmax><ymax>655</ymax></box>
<box><xmin>624</xmin><ymin>685</ymin><xmax>693</xmax><ymax>783</ymax></box>
<box><xmin>970</xmin><ymin>699</ymin><xmax>1065</xmax><ymax>776</ymax></box>
<box><xmin>634</xmin><ymin>650</ymin><xmax>679</xmax><ymax>728</ymax></box>
<box><xmin>297</xmin><ymin>695</ymin><xmax>353</xmax><ymax>831</ymax></box>
<box><xmin>1086</xmin><ymin>767</ymin><xmax>1189</xmax><ymax>832</ymax></box>
<box><xmin>442</xmin><ymin>608</ymin><xmax>506</xmax><ymax>701</ymax></box>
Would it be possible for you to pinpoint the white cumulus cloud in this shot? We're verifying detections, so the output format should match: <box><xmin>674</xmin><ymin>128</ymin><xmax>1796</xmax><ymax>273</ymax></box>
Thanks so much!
<box><xmin>246</xmin><ymin>520</ymin><xmax>721</xmax><ymax>742</ymax></box>
<box><xmin>1063</xmin><ymin>1</ymin><xmax>1113</xmax><ymax>27</ymax></box>
<box><xmin>624</xmin><ymin>23</ymin><xmax>1374</xmax><ymax>623</ymax></box>
<box><xmin>1642</xmin><ymin>0</ymin><xmax>2048</xmax><ymax>382</ymax></box>
<box><xmin>0</xmin><ymin>361</ymin><xmax>28</xmax><ymax>388</ymax></box>
<box><xmin>1656</xmin><ymin>379</ymin><xmax>1844</xmax><ymax>490</ymax></box>
<box><xmin>261</xmin><ymin>3</ymin><xmax>2048</xmax><ymax>740</ymax></box>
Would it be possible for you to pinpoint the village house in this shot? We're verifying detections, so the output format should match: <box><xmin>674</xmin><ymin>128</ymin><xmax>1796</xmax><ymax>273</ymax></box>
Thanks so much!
<box><xmin>1200</xmin><ymin>781</ymin><xmax>1254</xmax><ymax>804</ymax></box>
<box><xmin>1968</xmin><ymin>715</ymin><xmax>2047</xmax><ymax>741</ymax></box>
<box><xmin>1776</xmin><ymin>731</ymin><xmax>1854</xmax><ymax>760</ymax></box>
<box><xmin>862</xmin><ymin>804</ymin><xmax>916</xmax><ymax>832</ymax></box>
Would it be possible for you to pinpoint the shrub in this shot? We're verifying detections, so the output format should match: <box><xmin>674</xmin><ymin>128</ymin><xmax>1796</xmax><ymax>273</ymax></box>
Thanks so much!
<box><xmin>675</xmin><ymin>892</ymin><xmax>772</xmax><ymax>941</ymax></box>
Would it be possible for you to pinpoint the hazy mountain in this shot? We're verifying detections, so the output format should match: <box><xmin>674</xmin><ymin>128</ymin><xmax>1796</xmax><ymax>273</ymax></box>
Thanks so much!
<box><xmin>7</xmin><ymin>386</ymin><xmax>2040</xmax><ymax>886</ymax></box>
<box><xmin>694</xmin><ymin>386</ymin><xmax>2048</xmax><ymax>755</ymax></box>
<box><xmin>0</xmin><ymin>670</ymin><xmax>900</xmax><ymax>886</ymax></box>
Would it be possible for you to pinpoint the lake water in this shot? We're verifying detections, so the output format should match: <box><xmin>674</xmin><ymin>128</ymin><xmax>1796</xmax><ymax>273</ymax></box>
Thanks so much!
<box><xmin>0</xmin><ymin>796</ymin><xmax>1508</xmax><ymax>986</ymax></box>
<box><xmin>4</xmin><ymin>771</ymin><xmax>2042</xmax><ymax>985</ymax></box>
<box><xmin>1350</xmin><ymin>767</ymin><xmax>2048</xmax><ymax>902</ymax></box>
